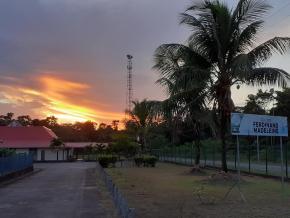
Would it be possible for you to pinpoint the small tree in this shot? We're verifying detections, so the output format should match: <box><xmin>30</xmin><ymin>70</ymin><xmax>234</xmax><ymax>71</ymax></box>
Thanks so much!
<box><xmin>111</xmin><ymin>134</ymin><xmax>140</xmax><ymax>157</ymax></box>
<box><xmin>50</xmin><ymin>138</ymin><xmax>65</xmax><ymax>150</ymax></box>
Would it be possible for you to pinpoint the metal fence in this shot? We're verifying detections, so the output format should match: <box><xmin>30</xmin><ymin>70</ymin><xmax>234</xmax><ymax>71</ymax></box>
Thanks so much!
<box><xmin>96</xmin><ymin>162</ymin><xmax>135</xmax><ymax>218</ymax></box>
<box><xmin>152</xmin><ymin>140</ymin><xmax>290</xmax><ymax>178</ymax></box>
<box><xmin>0</xmin><ymin>153</ymin><xmax>33</xmax><ymax>177</ymax></box>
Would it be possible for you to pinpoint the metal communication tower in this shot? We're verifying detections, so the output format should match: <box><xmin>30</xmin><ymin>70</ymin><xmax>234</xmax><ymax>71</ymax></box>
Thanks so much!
<box><xmin>126</xmin><ymin>54</ymin><xmax>133</xmax><ymax>112</ymax></box>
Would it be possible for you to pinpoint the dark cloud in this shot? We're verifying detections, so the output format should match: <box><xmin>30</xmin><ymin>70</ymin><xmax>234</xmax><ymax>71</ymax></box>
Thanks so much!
<box><xmin>0</xmin><ymin>0</ymin><xmax>289</xmax><ymax>120</ymax></box>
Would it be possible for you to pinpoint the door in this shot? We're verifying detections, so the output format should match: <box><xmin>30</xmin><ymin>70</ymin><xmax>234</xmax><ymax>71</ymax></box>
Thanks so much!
<box><xmin>41</xmin><ymin>150</ymin><xmax>45</xmax><ymax>161</ymax></box>
<box><xmin>29</xmin><ymin>148</ymin><xmax>37</xmax><ymax>161</ymax></box>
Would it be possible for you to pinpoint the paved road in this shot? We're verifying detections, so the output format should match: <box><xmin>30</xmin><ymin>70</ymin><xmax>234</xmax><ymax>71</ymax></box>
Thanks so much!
<box><xmin>0</xmin><ymin>162</ymin><xmax>109</xmax><ymax>218</ymax></box>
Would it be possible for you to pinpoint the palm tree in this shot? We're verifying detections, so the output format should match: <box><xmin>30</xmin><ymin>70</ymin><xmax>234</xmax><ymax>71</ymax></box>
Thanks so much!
<box><xmin>50</xmin><ymin>138</ymin><xmax>65</xmax><ymax>149</ymax></box>
<box><xmin>128</xmin><ymin>99</ymin><xmax>157</xmax><ymax>151</ymax></box>
<box><xmin>154</xmin><ymin>0</ymin><xmax>290</xmax><ymax>172</ymax></box>
<box><xmin>154</xmin><ymin>43</ymin><xmax>213</xmax><ymax>167</ymax></box>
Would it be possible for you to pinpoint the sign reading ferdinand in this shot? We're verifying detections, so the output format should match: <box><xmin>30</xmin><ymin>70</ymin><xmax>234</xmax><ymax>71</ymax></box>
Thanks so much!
<box><xmin>231</xmin><ymin>113</ymin><xmax>288</xmax><ymax>137</ymax></box>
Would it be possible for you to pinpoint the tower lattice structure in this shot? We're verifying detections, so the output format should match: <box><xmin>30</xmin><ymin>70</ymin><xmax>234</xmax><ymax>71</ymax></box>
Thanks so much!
<box><xmin>126</xmin><ymin>54</ymin><xmax>133</xmax><ymax>114</ymax></box>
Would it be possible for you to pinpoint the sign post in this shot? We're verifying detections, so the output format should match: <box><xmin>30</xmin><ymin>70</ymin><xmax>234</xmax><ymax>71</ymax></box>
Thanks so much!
<box><xmin>257</xmin><ymin>136</ymin><xmax>260</xmax><ymax>161</ymax></box>
<box><xmin>280</xmin><ymin>136</ymin><xmax>284</xmax><ymax>194</ymax></box>
<box><xmin>231</xmin><ymin>113</ymin><xmax>288</xmax><ymax>199</ymax></box>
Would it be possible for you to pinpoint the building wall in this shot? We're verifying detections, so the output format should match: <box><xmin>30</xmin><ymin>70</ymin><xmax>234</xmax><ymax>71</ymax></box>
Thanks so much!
<box><xmin>36</xmin><ymin>149</ymin><xmax>71</xmax><ymax>161</ymax></box>
<box><xmin>14</xmin><ymin>148</ymin><xmax>72</xmax><ymax>161</ymax></box>
<box><xmin>15</xmin><ymin>149</ymin><xmax>29</xmax><ymax>154</ymax></box>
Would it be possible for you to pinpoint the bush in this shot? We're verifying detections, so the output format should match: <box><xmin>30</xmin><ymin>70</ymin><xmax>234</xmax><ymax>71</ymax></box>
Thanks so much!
<box><xmin>147</xmin><ymin>134</ymin><xmax>170</xmax><ymax>149</ymax></box>
<box><xmin>111</xmin><ymin>134</ymin><xmax>140</xmax><ymax>157</ymax></box>
<box><xmin>134</xmin><ymin>155</ymin><xmax>158</xmax><ymax>167</ymax></box>
<box><xmin>134</xmin><ymin>156</ymin><xmax>144</xmax><ymax>167</ymax></box>
<box><xmin>143</xmin><ymin>155</ymin><xmax>158</xmax><ymax>167</ymax></box>
<box><xmin>98</xmin><ymin>155</ymin><xmax>118</xmax><ymax>168</ymax></box>
<box><xmin>0</xmin><ymin>148</ymin><xmax>16</xmax><ymax>157</ymax></box>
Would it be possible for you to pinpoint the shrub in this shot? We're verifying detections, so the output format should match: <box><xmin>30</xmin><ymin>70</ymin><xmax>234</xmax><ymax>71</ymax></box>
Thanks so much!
<box><xmin>134</xmin><ymin>155</ymin><xmax>158</xmax><ymax>167</ymax></box>
<box><xmin>111</xmin><ymin>134</ymin><xmax>140</xmax><ymax>157</ymax></box>
<box><xmin>0</xmin><ymin>148</ymin><xmax>16</xmax><ymax>157</ymax></box>
<box><xmin>143</xmin><ymin>155</ymin><xmax>158</xmax><ymax>167</ymax></box>
<box><xmin>134</xmin><ymin>156</ymin><xmax>143</xmax><ymax>167</ymax></box>
<box><xmin>98</xmin><ymin>155</ymin><xmax>118</xmax><ymax>168</ymax></box>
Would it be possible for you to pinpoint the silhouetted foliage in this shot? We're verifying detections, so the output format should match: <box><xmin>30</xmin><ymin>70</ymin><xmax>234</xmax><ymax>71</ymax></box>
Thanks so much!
<box><xmin>0</xmin><ymin>113</ymin><xmax>119</xmax><ymax>143</ymax></box>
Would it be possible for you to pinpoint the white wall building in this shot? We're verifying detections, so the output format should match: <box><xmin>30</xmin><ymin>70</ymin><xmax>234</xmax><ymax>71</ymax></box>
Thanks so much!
<box><xmin>0</xmin><ymin>126</ymin><xmax>72</xmax><ymax>161</ymax></box>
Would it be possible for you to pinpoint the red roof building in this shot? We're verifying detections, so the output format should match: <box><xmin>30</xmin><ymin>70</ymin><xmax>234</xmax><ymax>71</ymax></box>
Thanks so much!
<box><xmin>0</xmin><ymin>126</ymin><xmax>71</xmax><ymax>161</ymax></box>
<box><xmin>0</xmin><ymin>126</ymin><xmax>57</xmax><ymax>148</ymax></box>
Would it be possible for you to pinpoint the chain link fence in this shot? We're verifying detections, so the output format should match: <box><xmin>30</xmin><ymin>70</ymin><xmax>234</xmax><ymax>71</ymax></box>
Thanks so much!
<box><xmin>96</xmin><ymin>162</ymin><xmax>135</xmax><ymax>218</ymax></box>
<box><xmin>152</xmin><ymin>138</ymin><xmax>289</xmax><ymax>178</ymax></box>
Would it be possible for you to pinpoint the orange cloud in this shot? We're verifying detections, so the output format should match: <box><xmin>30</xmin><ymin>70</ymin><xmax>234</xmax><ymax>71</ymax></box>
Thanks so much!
<box><xmin>0</xmin><ymin>74</ymin><xmax>124</xmax><ymax>124</ymax></box>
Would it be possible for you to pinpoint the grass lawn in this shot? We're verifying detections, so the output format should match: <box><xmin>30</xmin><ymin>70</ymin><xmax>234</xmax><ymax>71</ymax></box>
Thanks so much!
<box><xmin>107</xmin><ymin>162</ymin><xmax>290</xmax><ymax>218</ymax></box>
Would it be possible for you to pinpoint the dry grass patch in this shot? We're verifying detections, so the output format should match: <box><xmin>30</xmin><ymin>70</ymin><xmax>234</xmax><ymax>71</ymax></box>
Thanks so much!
<box><xmin>107</xmin><ymin>163</ymin><xmax>290</xmax><ymax>218</ymax></box>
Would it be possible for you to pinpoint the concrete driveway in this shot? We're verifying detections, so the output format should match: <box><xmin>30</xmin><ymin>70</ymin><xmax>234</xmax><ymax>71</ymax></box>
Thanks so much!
<box><xmin>0</xmin><ymin>162</ymin><xmax>110</xmax><ymax>218</ymax></box>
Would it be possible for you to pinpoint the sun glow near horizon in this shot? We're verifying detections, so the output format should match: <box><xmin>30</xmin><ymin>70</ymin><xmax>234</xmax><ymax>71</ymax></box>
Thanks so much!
<box><xmin>1</xmin><ymin>74</ymin><xmax>124</xmax><ymax>125</ymax></box>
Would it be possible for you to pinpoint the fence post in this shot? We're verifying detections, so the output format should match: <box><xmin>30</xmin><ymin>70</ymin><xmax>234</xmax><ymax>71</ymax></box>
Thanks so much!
<box><xmin>212</xmin><ymin>143</ymin><xmax>215</xmax><ymax>167</ymax></box>
<box><xmin>191</xmin><ymin>144</ymin><xmax>193</xmax><ymax>166</ymax></box>
<box><xmin>177</xmin><ymin>147</ymin><xmax>179</xmax><ymax>163</ymax></box>
<box><xmin>266</xmin><ymin>143</ymin><xmax>268</xmax><ymax>175</ymax></box>
<box><xmin>248</xmin><ymin>143</ymin><xmax>251</xmax><ymax>173</ymax></box>
<box><xmin>184</xmin><ymin>147</ymin><xmax>186</xmax><ymax>165</ymax></box>
<box><xmin>174</xmin><ymin>147</ymin><xmax>177</xmax><ymax>163</ymax></box>
<box><xmin>128</xmin><ymin>208</ymin><xmax>135</xmax><ymax>218</ymax></box>
<box><xmin>204</xmin><ymin>146</ymin><xmax>207</xmax><ymax>166</ymax></box>
<box><xmin>285</xmin><ymin>142</ymin><xmax>288</xmax><ymax>178</ymax></box>
<box><xmin>170</xmin><ymin>147</ymin><xmax>172</xmax><ymax>163</ymax></box>
<box><xmin>235</xmin><ymin>144</ymin><xmax>237</xmax><ymax>169</ymax></box>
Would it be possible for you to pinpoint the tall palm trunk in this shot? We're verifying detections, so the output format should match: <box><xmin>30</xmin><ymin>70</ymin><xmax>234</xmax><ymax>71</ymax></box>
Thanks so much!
<box><xmin>193</xmin><ymin>122</ymin><xmax>201</xmax><ymax>166</ymax></box>
<box><xmin>217</xmin><ymin>84</ymin><xmax>233</xmax><ymax>173</ymax></box>
<box><xmin>220</xmin><ymin>111</ymin><xmax>228</xmax><ymax>172</ymax></box>
<box><xmin>195</xmin><ymin>139</ymin><xmax>201</xmax><ymax>166</ymax></box>
<box><xmin>140</xmin><ymin>128</ymin><xmax>146</xmax><ymax>152</ymax></box>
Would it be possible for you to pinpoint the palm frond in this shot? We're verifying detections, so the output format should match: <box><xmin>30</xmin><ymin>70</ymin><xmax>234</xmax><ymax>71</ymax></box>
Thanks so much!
<box><xmin>153</xmin><ymin>43</ymin><xmax>209</xmax><ymax>74</ymax></box>
<box><xmin>155</xmin><ymin>77</ymin><xmax>175</xmax><ymax>96</ymax></box>
<box><xmin>237</xmin><ymin>21</ymin><xmax>263</xmax><ymax>52</ymax></box>
<box><xmin>232</xmin><ymin>0</ymin><xmax>270</xmax><ymax>27</ymax></box>
<box><xmin>247</xmin><ymin>67</ymin><xmax>290</xmax><ymax>87</ymax></box>
<box><xmin>248</xmin><ymin>37</ymin><xmax>290</xmax><ymax>66</ymax></box>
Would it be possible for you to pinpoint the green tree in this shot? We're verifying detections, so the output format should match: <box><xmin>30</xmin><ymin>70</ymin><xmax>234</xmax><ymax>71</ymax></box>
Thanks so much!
<box><xmin>273</xmin><ymin>88</ymin><xmax>290</xmax><ymax>118</ymax></box>
<box><xmin>111</xmin><ymin>133</ymin><xmax>139</xmax><ymax>157</ymax></box>
<box><xmin>111</xmin><ymin>120</ymin><xmax>120</xmax><ymax>131</ymax></box>
<box><xmin>50</xmin><ymin>138</ymin><xmax>65</xmax><ymax>149</ymax></box>
<box><xmin>0</xmin><ymin>112</ymin><xmax>14</xmax><ymax>126</ymax></box>
<box><xmin>17</xmin><ymin>115</ymin><xmax>32</xmax><ymax>126</ymax></box>
<box><xmin>45</xmin><ymin>116</ymin><xmax>58</xmax><ymax>127</ymax></box>
<box><xmin>243</xmin><ymin>89</ymin><xmax>275</xmax><ymax>114</ymax></box>
<box><xmin>154</xmin><ymin>0</ymin><xmax>290</xmax><ymax>172</ymax></box>
<box><xmin>243</xmin><ymin>94</ymin><xmax>265</xmax><ymax>114</ymax></box>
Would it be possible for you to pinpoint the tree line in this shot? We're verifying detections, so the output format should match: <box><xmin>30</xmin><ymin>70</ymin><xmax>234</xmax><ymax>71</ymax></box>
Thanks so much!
<box><xmin>0</xmin><ymin>113</ymin><xmax>119</xmax><ymax>142</ymax></box>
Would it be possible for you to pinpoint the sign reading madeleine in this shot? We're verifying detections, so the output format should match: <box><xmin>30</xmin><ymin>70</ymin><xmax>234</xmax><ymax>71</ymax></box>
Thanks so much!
<box><xmin>231</xmin><ymin>113</ymin><xmax>288</xmax><ymax>137</ymax></box>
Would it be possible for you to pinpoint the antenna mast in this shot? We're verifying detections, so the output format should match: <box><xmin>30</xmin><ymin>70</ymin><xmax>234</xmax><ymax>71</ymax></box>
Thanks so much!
<box><xmin>126</xmin><ymin>54</ymin><xmax>133</xmax><ymax>113</ymax></box>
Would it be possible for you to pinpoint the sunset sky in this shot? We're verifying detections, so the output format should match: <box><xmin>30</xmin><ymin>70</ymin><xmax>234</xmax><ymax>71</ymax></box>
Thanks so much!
<box><xmin>0</xmin><ymin>0</ymin><xmax>290</xmax><ymax>124</ymax></box>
